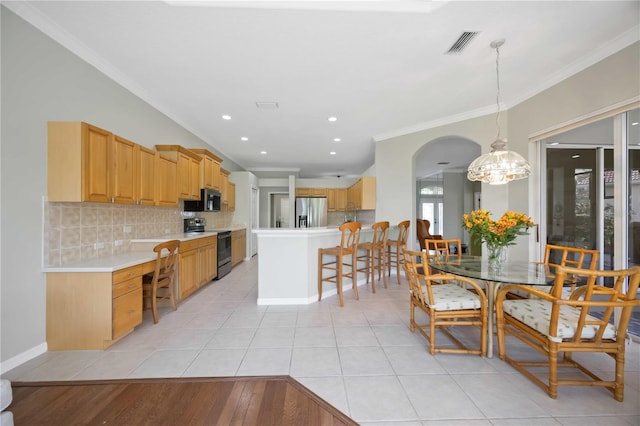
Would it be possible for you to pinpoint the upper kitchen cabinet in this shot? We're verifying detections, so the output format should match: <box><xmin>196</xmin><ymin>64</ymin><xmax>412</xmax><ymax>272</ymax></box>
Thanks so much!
<box><xmin>155</xmin><ymin>145</ymin><xmax>201</xmax><ymax>201</ymax></box>
<box><xmin>348</xmin><ymin>176</ymin><xmax>376</xmax><ymax>210</ymax></box>
<box><xmin>190</xmin><ymin>149</ymin><xmax>222</xmax><ymax>191</ymax></box>
<box><xmin>156</xmin><ymin>154</ymin><xmax>178</xmax><ymax>207</ymax></box>
<box><xmin>48</xmin><ymin>122</ymin><xmax>137</xmax><ymax>204</ymax></box>
<box><xmin>327</xmin><ymin>188</ymin><xmax>348</xmax><ymax>211</ymax></box>
<box><xmin>227</xmin><ymin>182</ymin><xmax>236</xmax><ymax>211</ymax></box>
<box><xmin>220</xmin><ymin>168</ymin><xmax>230</xmax><ymax>205</ymax></box>
<box><xmin>296</xmin><ymin>188</ymin><xmax>327</xmax><ymax>197</ymax></box>
<box><xmin>137</xmin><ymin>145</ymin><xmax>157</xmax><ymax>206</ymax></box>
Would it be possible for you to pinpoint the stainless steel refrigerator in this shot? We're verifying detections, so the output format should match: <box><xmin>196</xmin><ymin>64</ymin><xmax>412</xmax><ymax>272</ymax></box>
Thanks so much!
<box><xmin>295</xmin><ymin>197</ymin><xmax>328</xmax><ymax>228</ymax></box>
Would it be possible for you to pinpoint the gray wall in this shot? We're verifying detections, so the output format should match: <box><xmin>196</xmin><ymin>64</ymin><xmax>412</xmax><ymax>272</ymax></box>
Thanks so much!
<box><xmin>0</xmin><ymin>7</ymin><xmax>240</xmax><ymax>368</ymax></box>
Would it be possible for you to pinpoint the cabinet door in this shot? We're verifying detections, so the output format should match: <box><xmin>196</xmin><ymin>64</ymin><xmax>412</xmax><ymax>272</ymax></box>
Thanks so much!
<box><xmin>190</xmin><ymin>157</ymin><xmax>201</xmax><ymax>199</ymax></box>
<box><xmin>327</xmin><ymin>189</ymin><xmax>336</xmax><ymax>211</ymax></box>
<box><xmin>296</xmin><ymin>188</ymin><xmax>311</xmax><ymax>196</ymax></box>
<box><xmin>113</xmin><ymin>287</ymin><xmax>142</xmax><ymax>339</ymax></box>
<box><xmin>220</xmin><ymin>171</ymin><xmax>229</xmax><ymax>204</ymax></box>
<box><xmin>212</xmin><ymin>160</ymin><xmax>221</xmax><ymax>191</ymax></box>
<box><xmin>176</xmin><ymin>152</ymin><xmax>191</xmax><ymax>199</ymax></box>
<box><xmin>112</xmin><ymin>135</ymin><xmax>137</xmax><ymax>204</ymax></box>
<box><xmin>201</xmin><ymin>155</ymin><xmax>214</xmax><ymax>189</ymax></box>
<box><xmin>137</xmin><ymin>146</ymin><xmax>157</xmax><ymax>206</ymax></box>
<box><xmin>310</xmin><ymin>188</ymin><xmax>327</xmax><ymax>197</ymax></box>
<box><xmin>179</xmin><ymin>249</ymin><xmax>199</xmax><ymax>299</ymax></box>
<box><xmin>157</xmin><ymin>155</ymin><xmax>178</xmax><ymax>207</ymax></box>
<box><xmin>335</xmin><ymin>188</ymin><xmax>348</xmax><ymax>211</ymax></box>
<box><xmin>200</xmin><ymin>244</ymin><xmax>217</xmax><ymax>284</ymax></box>
<box><xmin>83</xmin><ymin>124</ymin><xmax>112</xmax><ymax>203</ymax></box>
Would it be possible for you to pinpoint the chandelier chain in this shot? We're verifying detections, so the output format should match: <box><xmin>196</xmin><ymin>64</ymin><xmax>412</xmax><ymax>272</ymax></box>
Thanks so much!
<box><xmin>495</xmin><ymin>42</ymin><xmax>501</xmax><ymax>142</ymax></box>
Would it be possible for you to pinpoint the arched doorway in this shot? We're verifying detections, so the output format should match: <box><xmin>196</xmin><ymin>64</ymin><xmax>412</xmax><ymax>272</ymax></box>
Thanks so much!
<box><xmin>414</xmin><ymin>136</ymin><xmax>480</xmax><ymax>250</ymax></box>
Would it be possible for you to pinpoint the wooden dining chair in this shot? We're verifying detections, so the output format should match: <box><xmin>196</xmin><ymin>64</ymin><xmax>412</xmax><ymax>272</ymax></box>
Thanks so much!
<box><xmin>496</xmin><ymin>265</ymin><xmax>640</xmax><ymax>401</ymax></box>
<box><xmin>142</xmin><ymin>240</ymin><xmax>180</xmax><ymax>324</ymax></box>
<box><xmin>386</xmin><ymin>220</ymin><xmax>410</xmax><ymax>284</ymax></box>
<box><xmin>509</xmin><ymin>244</ymin><xmax>600</xmax><ymax>299</ymax></box>
<box><xmin>423</xmin><ymin>238</ymin><xmax>462</xmax><ymax>274</ymax></box>
<box><xmin>403</xmin><ymin>249</ymin><xmax>487</xmax><ymax>356</ymax></box>
<box><xmin>356</xmin><ymin>221</ymin><xmax>390</xmax><ymax>293</ymax></box>
<box><xmin>318</xmin><ymin>221</ymin><xmax>361</xmax><ymax>307</ymax></box>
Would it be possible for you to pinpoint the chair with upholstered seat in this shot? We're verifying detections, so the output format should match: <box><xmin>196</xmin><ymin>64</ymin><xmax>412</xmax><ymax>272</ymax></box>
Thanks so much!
<box><xmin>416</xmin><ymin>219</ymin><xmax>442</xmax><ymax>251</ymax></box>
<box><xmin>403</xmin><ymin>248</ymin><xmax>487</xmax><ymax>356</ymax></box>
<box><xmin>423</xmin><ymin>238</ymin><xmax>462</xmax><ymax>275</ymax></box>
<box><xmin>143</xmin><ymin>239</ymin><xmax>180</xmax><ymax>324</ymax></box>
<box><xmin>496</xmin><ymin>265</ymin><xmax>640</xmax><ymax>401</ymax></box>
<box><xmin>318</xmin><ymin>221</ymin><xmax>361</xmax><ymax>307</ymax></box>
<box><xmin>356</xmin><ymin>221</ymin><xmax>390</xmax><ymax>293</ymax></box>
<box><xmin>386</xmin><ymin>220</ymin><xmax>410</xmax><ymax>284</ymax></box>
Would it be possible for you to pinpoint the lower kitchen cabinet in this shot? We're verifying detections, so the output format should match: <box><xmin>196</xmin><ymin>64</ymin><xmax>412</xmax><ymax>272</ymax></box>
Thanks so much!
<box><xmin>231</xmin><ymin>229</ymin><xmax>246</xmax><ymax>267</ymax></box>
<box><xmin>178</xmin><ymin>236</ymin><xmax>217</xmax><ymax>300</ymax></box>
<box><xmin>46</xmin><ymin>261</ymin><xmax>153</xmax><ymax>350</ymax></box>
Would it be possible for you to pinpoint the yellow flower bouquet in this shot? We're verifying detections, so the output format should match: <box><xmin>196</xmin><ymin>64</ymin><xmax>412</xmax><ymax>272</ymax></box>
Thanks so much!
<box><xmin>462</xmin><ymin>209</ymin><xmax>535</xmax><ymax>268</ymax></box>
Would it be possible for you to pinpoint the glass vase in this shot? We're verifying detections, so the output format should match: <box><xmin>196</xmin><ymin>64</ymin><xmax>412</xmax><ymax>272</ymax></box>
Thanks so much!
<box><xmin>486</xmin><ymin>243</ymin><xmax>507</xmax><ymax>272</ymax></box>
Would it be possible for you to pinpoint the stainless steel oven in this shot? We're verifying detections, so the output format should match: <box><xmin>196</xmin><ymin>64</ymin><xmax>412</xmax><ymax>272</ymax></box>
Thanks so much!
<box><xmin>216</xmin><ymin>231</ymin><xmax>232</xmax><ymax>279</ymax></box>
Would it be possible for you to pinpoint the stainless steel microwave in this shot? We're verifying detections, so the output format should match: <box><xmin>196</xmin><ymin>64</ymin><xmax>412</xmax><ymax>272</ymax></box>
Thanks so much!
<box><xmin>183</xmin><ymin>188</ymin><xmax>221</xmax><ymax>212</ymax></box>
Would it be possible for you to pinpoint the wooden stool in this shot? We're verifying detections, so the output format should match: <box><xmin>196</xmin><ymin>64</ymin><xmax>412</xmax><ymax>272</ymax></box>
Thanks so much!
<box><xmin>143</xmin><ymin>240</ymin><xmax>180</xmax><ymax>324</ymax></box>
<box><xmin>386</xmin><ymin>220</ymin><xmax>410</xmax><ymax>284</ymax></box>
<box><xmin>357</xmin><ymin>221</ymin><xmax>390</xmax><ymax>293</ymax></box>
<box><xmin>318</xmin><ymin>222</ymin><xmax>361</xmax><ymax>307</ymax></box>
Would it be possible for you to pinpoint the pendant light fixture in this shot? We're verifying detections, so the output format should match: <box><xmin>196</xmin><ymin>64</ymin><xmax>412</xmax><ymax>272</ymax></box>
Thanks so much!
<box><xmin>467</xmin><ymin>39</ymin><xmax>530</xmax><ymax>185</ymax></box>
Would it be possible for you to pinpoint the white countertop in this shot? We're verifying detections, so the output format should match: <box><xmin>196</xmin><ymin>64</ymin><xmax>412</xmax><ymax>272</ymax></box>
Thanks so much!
<box><xmin>43</xmin><ymin>251</ymin><xmax>159</xmax><ymax>273</ymax></box>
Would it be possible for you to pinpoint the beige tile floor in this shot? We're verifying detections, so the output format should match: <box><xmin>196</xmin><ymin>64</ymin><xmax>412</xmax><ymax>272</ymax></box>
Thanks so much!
<box><xmin>4</xmin><ymin>257</ymin><xmax>640</xmax><ymax>425</ymax></box>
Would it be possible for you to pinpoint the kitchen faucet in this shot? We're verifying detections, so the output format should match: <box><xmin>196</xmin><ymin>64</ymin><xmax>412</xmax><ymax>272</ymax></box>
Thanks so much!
<box><xmin>344</xmin><ymin>201</ymin><xmax>357</xmax><ymax>223</ymax></box>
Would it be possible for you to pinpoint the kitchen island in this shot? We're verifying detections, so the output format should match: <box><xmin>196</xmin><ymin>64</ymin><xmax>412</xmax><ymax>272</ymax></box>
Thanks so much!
<box><xmin>253</xmin><ymin>226</ymin><xmax>375</xmax><ymax>305</ymax></box>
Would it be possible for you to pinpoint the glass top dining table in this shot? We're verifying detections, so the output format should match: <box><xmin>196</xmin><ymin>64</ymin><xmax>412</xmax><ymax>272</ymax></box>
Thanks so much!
<box><xmin>428</xmin><ymin>256</ymin><xmax>557</xmax><ymax>357</ymax></box>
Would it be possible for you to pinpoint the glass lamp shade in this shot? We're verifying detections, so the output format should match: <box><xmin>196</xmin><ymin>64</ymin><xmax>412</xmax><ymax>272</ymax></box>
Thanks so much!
<box><xmin>467</xmin><ymin>139</ymin><xmax>531</xmax><ymax>185</ymax></box>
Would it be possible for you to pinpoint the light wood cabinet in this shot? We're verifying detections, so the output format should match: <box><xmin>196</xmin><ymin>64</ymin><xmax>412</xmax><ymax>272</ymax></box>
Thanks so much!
<box><xmin>157</xmin><ymin>155</ymin><xmax>178</xmax><ymax>207</ymax></box>
<box><xmin>112</xmin><ymin>135</ymin><xmax>137</xmax><ymax>205</ymax></box>
<box><xmin>220</xmin><ymin>169</ymin><xmax>230</xmax><ymax>205</ymax></box>
<box><xmin>137</xmin><ymin>146</ymin><xmax>157</xmax><ymax>206</ymax></box>
<box><xmin>335</xmin><ymin>188</ymin><xmax>348</xmax><ymax>211</ymax></box>
<box><xmin>348</xmin><ymin>177</ymin><xmax>376</xmax><ymax>210</ymax></box>
<box><xmin>48</xmin><ymin>122</ymin><xmax>112</xmax><ymax>202</ymax></box>
<box><xmin>48</xmin><ymin>121</ymin><xmax>160</xmax><ymax>205</ymax></box>
<box><xmin>190</xmin><ymin>149</ymin><xmax>223</xmax><ymax>191</ymax></box>
<box><xmin>296</xmin><ymin>188</ymin><xmax>327</xmax><ymax>197</ymax></box>
<box><xmin>155</xmin><ymin>145</ymin><xmax>202</xmax><ymax>200</ymax></box>
<box><xmin>231</xmin><ymin>229</ymin><xmax>246</xmax><ymax>266</ymax></box>
<box><xmin>46</xmin><ymin>261</ymin><xmax>152</xmax><ymax>350</ymax></box>
<box><xmin>178</xmin><ymin>236</ymin><xmax>217</xmax><ymax>300</ymax></box>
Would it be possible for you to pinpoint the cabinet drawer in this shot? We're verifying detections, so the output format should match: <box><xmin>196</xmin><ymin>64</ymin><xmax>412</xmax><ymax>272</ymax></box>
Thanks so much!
<box><xmin>181</xmin><ymin>236</ymin><xmax>215</xmax><ymax>252</ymax></box>
<box><xmin>113</xmin><ymin>276</ymin><xmax>141</xmax><ymax>299</ymax></box>
<box><xmin>113</xmin><ymin>265</ymin><xmax>144</xmax><ymax>283</ymax></box>
<box><xmin>113</xmin><ymin>288</ymin><xmax>142</xmax><ymax>339</ymax></box>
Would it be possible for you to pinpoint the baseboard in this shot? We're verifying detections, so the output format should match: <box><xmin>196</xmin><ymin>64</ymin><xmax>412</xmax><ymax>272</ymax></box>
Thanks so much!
<box><xmin>0</xmin><ymin>343</ymin><xmax>48</xmax><ymax>375</ymax></box>
<box><xmin>257</xmin><ymin>277</ymin><xmax>374</xmax><ymax>305</ymax></box>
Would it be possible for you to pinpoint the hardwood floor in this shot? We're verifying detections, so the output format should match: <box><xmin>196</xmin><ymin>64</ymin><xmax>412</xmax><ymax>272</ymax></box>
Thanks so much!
<box><xmin>8</xmin><ymin>376</ymin><xmax>358</xmax><ymax>425</ymax></box>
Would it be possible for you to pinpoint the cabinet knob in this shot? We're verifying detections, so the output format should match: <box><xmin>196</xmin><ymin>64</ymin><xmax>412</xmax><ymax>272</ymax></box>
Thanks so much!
<box><xmin>128</xmin><ymin>309</ymin><xmax>135</xmax><ymax>314</ymax></box>
<box><xmin>128</xmin><ymin>284</ymin><xmax>135</xmax><ymax>289</ymax></box>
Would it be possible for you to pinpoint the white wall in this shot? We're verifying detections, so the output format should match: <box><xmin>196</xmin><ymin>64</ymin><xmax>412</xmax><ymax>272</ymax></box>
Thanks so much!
<box><xmin>0</xmin><ymin>7</ymin><xmax>241</xmax><ymax>370</ymax></box>
<box><xmin>375</xmin><ymin>42</ymin><xmax>640</xmax><ymax>258</ymax></box>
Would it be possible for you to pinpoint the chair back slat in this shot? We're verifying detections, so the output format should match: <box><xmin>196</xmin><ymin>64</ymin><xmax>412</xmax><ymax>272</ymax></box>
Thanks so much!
<box><xmin>396</xmin><ymin>220</ymin><xmax>410</xmax><ymax>245</ymax></box>
<box><xmin>339</xmin><ymin>221</ymin><xmax>361</xmax><ymax>254</ymax></box>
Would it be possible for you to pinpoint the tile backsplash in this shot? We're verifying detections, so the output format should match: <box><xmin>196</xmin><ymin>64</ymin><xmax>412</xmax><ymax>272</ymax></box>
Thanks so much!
<box><xmin>44</xmin><ymin>202</ymin><xmax>234</xmax><ymax>267</ymax></box>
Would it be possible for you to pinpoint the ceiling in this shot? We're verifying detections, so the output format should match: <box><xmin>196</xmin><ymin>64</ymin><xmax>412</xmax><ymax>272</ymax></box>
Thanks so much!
<box><xmin>6</xmin><ymin>1</ymin><xmax>639</xmax><ymax>179</ymax></box>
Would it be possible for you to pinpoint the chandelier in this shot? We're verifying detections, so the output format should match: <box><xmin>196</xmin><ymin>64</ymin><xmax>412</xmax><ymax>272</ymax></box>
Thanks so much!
<box><xmin>467</xmin><ymin>39</ymin><xmax>530</xmax><ymax>185</ymax></box>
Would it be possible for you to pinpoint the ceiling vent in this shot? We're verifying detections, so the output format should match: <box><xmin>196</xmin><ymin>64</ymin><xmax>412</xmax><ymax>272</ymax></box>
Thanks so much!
<box><xmin>256</xmin><ymin>101</ymin><xmax>279</xmax><ymax>109</ymax></box>
<box><xmin>446</xmin><ymin>31</ymin><xmax>479</xmax><ymax>54</ymax></box>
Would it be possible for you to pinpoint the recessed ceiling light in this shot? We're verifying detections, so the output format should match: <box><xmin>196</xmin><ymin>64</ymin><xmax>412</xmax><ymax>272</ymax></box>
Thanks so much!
<box><xmin>330</xmin><ymin>151</ymin><xmax>336</xmax><ymax>155</ymax></box>
<box><xmin>333</xmin><ymin>138</ymin><xmax>341</xmax><ymax>142</ymax></box>
<box><xmin>328</xmin><ymin>116</ymin><xmax>337</xmax><ymax>122</ymax></box>
<box><xmin>241</xmin><ymin>137</ymin><xmax>248</xmax><ymax>141</ymax></box>
<box><xmin>572</xmin><ymin>154</ymin><xmax>580</xmax><ymax>159</ymax></box>
<box><xmin>260</xmin><ymin>151</ymin><xmax>267</xmax><ymax>155</ymax></box>
<box><xmin>222</xmin><ymin>115</ymin><xmax>231</xmax><ymax>120</ymax></box>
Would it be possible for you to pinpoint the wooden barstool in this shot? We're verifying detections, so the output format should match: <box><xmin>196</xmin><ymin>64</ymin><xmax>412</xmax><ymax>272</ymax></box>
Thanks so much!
<box><xmin>143</xmin><ymin>240</ymin><xmax>180</xmax><ymax>324</ymax></box>
<box><xmin>318</xmin><ymin>222</ymin><xmax>361</xmax><ymax>307</ymax></box>
<box><xmin>356</xmin><ymin>221</ymin><xmax>390</xmax><ymax>293</ymax></box>
<box><xmin>386</xmin><ymin>220</ymin><xmax>410</xmax><ymax>284</ymax></box>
